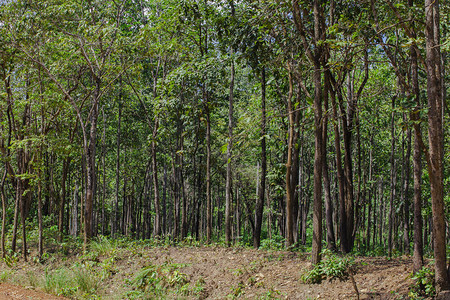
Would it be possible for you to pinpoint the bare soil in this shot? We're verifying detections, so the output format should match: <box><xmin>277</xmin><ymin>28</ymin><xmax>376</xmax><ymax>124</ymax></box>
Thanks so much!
<box><xmin>0</xmin><ymin>282</ymin><xmax>67</xmax><ymax>299</ymax></box>
<box><xmin>0</xmin><ymin>246</ymin><xmax>414</xmax><ymax>299</ymax></box>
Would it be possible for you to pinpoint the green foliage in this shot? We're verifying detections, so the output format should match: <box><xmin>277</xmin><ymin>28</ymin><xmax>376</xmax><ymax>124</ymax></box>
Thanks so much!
<box><xmin>409</xmin><ymin>266</ymin><xmax>435</xmax><ymax>299</ymax></box>
<box><xmin>259</xmin><ymin>235</ymin><xmax>285</xmax><ymax>250</ymax></box>
<box><xmin>128</xmin><ymin>261</ymin><xmax>190</xmax><ymax>298</ymax></box>
<box><xmin>0</xmin><ymin>270</ymin><xmax>12</xmax><ymax>282</ymax></box>
<box><xmin>43</xmin><ymin>268</ymin><xmax>77</xmax><ymax>297</ymax></box>
<box><xmin>73</xmin><ymin>265</ymin><xmax>100</xmax><ymax>295</ymax></box>
<box><xmin>25</xmin><ymin>271</ymin><xmax>39</xmax><ymax>287</ymax></box>
<box><xmin>227</xmin><ymin>282</ymin><xmax>245</xmax><ymax>298</ymax></box>
<box><xmin>2</xmin><ymin>252</ymin><xmax>19</xmax><ymax>268</ymax></box>
<box><xmin>90</xmin><ymin>235</ymin><xmax>118</xmax><ymax>256</ymax></box>
<box><xmin>301</xmin><ymin>250</ymin><xmax>356</xmax><ymax>284</ymax></box>
<box><xmin>259</xmin><ymin>287</ymin><xmax>283</xmax><ymax>299</ymax></box>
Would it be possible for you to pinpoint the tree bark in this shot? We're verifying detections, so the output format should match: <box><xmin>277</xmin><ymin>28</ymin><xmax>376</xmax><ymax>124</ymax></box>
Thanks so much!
<box><xmin>254</xmin><ymin>67</ymin><xmax>267</xmax><ymax>248</ymax></box>
<box><xmin>1</xmin><ymin>170</ymin><xmax>6</xmax><ymax>258</ymax></box>
<box><xmin>424</xmin><ymin>0</ymin><xmax>448</xmax><ymax>291</ymax></box>
<box><xmin>323</xmin><ymin>65</ymin><xmax>336</xmax><ymax>251</ymax></box>
<box><xmin>402</xmin><ymin>126</ymin><xmax>412</xmax><ymax>254</ymax></box>
<box><xmin>388</xmin><ymin>96</ymin><xmax>396</xmax><ymax>257</ymax></box>
<box><xmin>410</xmin><ymin>35</ymin><xmax>424</xmax><ymax>273</ymax></box>
<box><xmin>225</xmin><ymin>40</ymin><xmax>235</xmax><ymax>246</ymax></box>
<box><xmin>285</xmin><ymin>65</ymin><xmax>295</xmax><ymax>248</ymax></box>
<box><xmin>152</xmin><ymin>117</ymin><xmax>161</xmax><ymax>237</ymax></box>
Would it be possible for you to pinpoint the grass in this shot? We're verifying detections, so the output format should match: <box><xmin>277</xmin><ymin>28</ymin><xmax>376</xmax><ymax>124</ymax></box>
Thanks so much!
<box><xmin>43</xmin><ymin>268</ymin><xmax>77</xmax><ymax>297</ymax></box>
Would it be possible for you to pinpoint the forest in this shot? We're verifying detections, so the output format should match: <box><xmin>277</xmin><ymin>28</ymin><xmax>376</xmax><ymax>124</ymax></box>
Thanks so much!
<box><xmin>1</xmin><ymin>0</ymin><xmax>450</xmax><ymax>298</ymax></box>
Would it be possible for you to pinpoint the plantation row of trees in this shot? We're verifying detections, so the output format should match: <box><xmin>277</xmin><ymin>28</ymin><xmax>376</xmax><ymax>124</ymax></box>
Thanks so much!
<box><xmin>1</xmin><ymin>0</ymin><xmax>450</xmax><ymax>292</ymax></box>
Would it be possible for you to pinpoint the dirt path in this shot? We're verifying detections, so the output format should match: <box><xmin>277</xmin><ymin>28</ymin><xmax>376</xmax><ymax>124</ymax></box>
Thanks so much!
<box><xmin>0</xmin><ymin>283</ymin><xmax>67</xmax><ymax>300</ymax></box>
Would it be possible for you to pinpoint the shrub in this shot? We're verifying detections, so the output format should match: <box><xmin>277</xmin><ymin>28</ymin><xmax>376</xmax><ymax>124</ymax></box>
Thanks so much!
<box><xmin>43</xmin><ymin>268</ymin><xmax>77</xmax><ymax>297</ymax></box>
<box><xmin>129</xmin><ymin>262</ymin><xmax>189</xmax><ymax>297</ymax></box>
<box><xmin>73</xmin><ymin>265</ymin><xmax>99</xmax><ymax>294</ymax></box>
<box><xmin>301</xmin><ymin>249</ymin><xmax>356</xmax><ymax>284</ymax></box>
<box><xmin>259</xmin><ymin>235</ymin><xmax>285</xmax><ymax>250</ymax></box>
<box><xmin>409</xmin><ymin>266</ymin><xmax>435</xmax><ymax>299</ymax></box>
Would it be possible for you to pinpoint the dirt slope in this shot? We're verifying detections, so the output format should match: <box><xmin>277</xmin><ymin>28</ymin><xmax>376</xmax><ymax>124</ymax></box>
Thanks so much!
<box><xmin>0</xmin><ymin>246</ymin><xmax>414</xmax><ymax>299</ymax></box>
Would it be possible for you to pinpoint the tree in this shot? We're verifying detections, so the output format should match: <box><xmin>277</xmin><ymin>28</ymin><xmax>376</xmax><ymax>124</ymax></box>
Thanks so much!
<box><xmin>424</xmin><ymin>0</ymin><xmax>448</xmax><ymax>292</ymax></box>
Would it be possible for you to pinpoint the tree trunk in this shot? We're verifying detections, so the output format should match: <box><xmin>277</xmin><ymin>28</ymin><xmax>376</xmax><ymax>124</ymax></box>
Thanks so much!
<box><xmin>84</xmin><ymin>98</ymin><xmax>98</xmax><ymax>246</ymax></box>
<box><xmin>113</xmin><ymin>100</ymin><xmax>121</xmax><ymax>236</ymax></box>
<box><xmin>59</xmin><ymin>158</ymin><xmax>69</xmax><ymax>241</ymax></box>
<box><xmin>152</xmin><ymin>117</ymin><xmax>161</xmax><ymax>237</ymax></box>
<box><xmin>254</xmin><ymin>67</ymin><xmax>267</xmax><ymax>248</ymax></box>
<box><xmin>311</xmin><ymin>0</ymin><xmax>324</xmax><ymax>263</ymax></box>
<box><xmin>285</xmin><ymin>65</ymin><xmax>295</xmax><ymax>248</ymax></box>
<box><xmin>11</xmin><ymin>178</ymin><xmax>20</xmax><ymax>252</ymax></box>
<box><xmin>424</xmin><ymin>0</ymin><xmax>448</xmax><ymax>291</ymax></box>
<box><xmin>323</xmin><ymin>66</ymin><xmax>336</xmax><ymax>251</ymax></box>
<box><xmin>388</xmin><ymin>96</ymin><xmax>396</xmax><ymax>257</ymax></box>
<box><xmin>101</xmin><ymin>107</ymin><xmax>107</xmax><ymax>235</ymax></box>
<box><xmin>205</xmin><ymin>105</ymin><xmax>212</xmax><ymax>243</ymax></box>
<box><xmin>1</xmin><ymin>170</ymin><xmax>6</xmax><ymax>258</ymax></box>
<box><xmin>410</xmin><ymin>37</ymin><xmax>424</xmax><ymax>273</ymax></box>
<box><xmin>225</xmin><ymin>43</ymin><xmax>235</xmax><ymax>246</ymax></box>
<box><xmin>402</xmin><ymin>126</ymin><xmax>412</xmax><ymax>254</ymax></box>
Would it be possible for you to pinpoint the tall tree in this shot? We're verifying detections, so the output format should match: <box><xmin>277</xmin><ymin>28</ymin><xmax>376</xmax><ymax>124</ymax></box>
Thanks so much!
<box><xmin>424</xmin><ymin>0</ymin><xmax>448</xmax><ymax>292</ymax></box>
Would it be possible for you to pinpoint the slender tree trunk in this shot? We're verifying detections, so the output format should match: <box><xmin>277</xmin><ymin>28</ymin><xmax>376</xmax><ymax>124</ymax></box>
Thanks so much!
<box><xmin>113</xmin><ymin>100</ymin><xmax>121</xmax><ymax>236</ymax></box>
<box><xmin>58</xmin><ymin>158</ymin><xmax>69</xmax><ymax>241</ymax></box>
<box><xmin>38</xmin><ymin>168</ymin><xmax>43</xmax><ymax>259</ymax></box>
<box><xmin>205</xmin><ymin>106</ymin><xmax>212</xmax><ymax>243</ymax></box>
<box><xmin>285</xmin><ymin>65</ymin><xmax>295</xmax><ymax>248</ymax></box>
<box><xmin>424</xmin><ymin>0</ymin><xmax>448</xmax><ymax>291</ymax></box>
<box><xmin>152</xmin><ymin>117</ymin><xmax>161</xmax><ymax>237</ymax></box>
<box><xmin>323</xmin><ymin>67</ymin><xmax>336</xmax><ymax>251</ymax></box>
<box><xmin>402</xmin><ymin>127</ymin><xmax>412</xmax><ymax>254</ymax></box>
<box><xmin>11</xmin><ymin>179</ymin><xmax>20</xmax><ymax>252</ymax></box>
<box><xmin>410</xmin><ymin>37</ymin><xmax>424</xmax><ymax>273</ymax></box>
<box><xmin>101</xmin><ymin>107</ymin><xmax>106</xmax><ymax>235</ymax></box>
<box><xmin>1</xmin><ymin>170</ymin><xmax>6</xmax><ymax>258</ymax></box>
<box><xmin>388</xmin><ymin>96</ymin><xmax>396</xmax><ymax>257</ymax></box>
<box><xmin>225</xmin><ymin>41</ymin><xmax>235</xmax><ymax>246</ymax></box>
<box><xmin>330</xmin><ymin>78</ymin><xmax>347</xmax><ymax>253</ymax></box>
<box><xmin>254</xmin><ymin>67</ymin><xmax>267</xmax><ymax>248</ymax></box>
<box><xmin>312</xmin><ymin>62</ymin><xmax>324</xmax><ymax>263</ymax></box>
<box><xmin>311</xmin><ymin>0</ymin><xmax>324</xmax><ymax>263</ymax></box>
<box><xmin>366</xmin><ymin>135</ymin><xmax>374</xmax><ymax>251</ymax></box>
<box><xmin>162</xmin><ymin>164</ymin><xmax>167</xmax><ymax>235</ymax></box>
<box><xmin>84</xmin><ymin>93</ymin><xmax>99</xmax><ymax>246</ymax></box>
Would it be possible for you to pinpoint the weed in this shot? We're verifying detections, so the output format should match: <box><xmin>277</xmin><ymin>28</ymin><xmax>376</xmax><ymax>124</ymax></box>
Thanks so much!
<box><xmin>227</xmin><ymin>282</ymin><xmax>245</xmax><ymax>298</ymax></box>
<box><xmin>129</xmin><ymin>262</ymin><xmax>189</xmax><ymax>297</ymax></box>
<box><xmin>43</xmin><ymin>268</ymin><xmax>77</xmax><ymax>297</ymax></box>
<box><xmin>91</xmin><ymin>235</ymin><xmax>116</xmax><ymax>256</ymax></box>
<box><xmin>190</xmin><ymin>278</ymin><xmax>206</xmax><ymax>295</ymax></box>
<box><xmin>26</xmin><ymin>270</ymin><xmax>39</xmax><ymax>287</ymax></box>
<box><xmin>260</xmin><ymin>287</ymin><xmax>283</xmax><ymax>299</ymax></box>
<box><xmin>231</xmin><ymin>267</ymin><xmax>244</xmax><ymax>276</ymax></box>
<box><xmin>259</xmin><ymin>235</ymin><xmax>285</xmax><ymax>250</ymax></box>
<box><xmin>301</xmin><ymin>249</ymin><xmax>356</xmax><ymax>284</ymax></box>
<box><xmin>73</xmin><ymin>265</ymin><xmax>99</xmax><ymax>294</ymax></box>
<box><xmin>0</xmin><ymin>270</ymin><xmax>11</xmax><ymax>282</ymax></box>
<box><xmin>99</xmin><ymin>256</ymin><xmax>117</xmax><ymax>279</ymax></box>
<box><xmin>409</xmin><ymin>266</ymin><xmax>435</xmax><ymax>299</ymax></box>
<box><xmin>3</xmin><ymin>252</ymin><xmax>19</xmax><ymax>268</ymax></box>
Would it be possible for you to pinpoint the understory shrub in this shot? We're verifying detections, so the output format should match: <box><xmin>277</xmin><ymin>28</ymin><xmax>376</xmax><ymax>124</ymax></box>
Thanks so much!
<box><xmin>409</xmin><ymin>266</ymin><xmax>435</xmax><ymax>299</ymax></box>
<box><xmin>301</xmin><ymin>249</ymin><xmax>356</xmax><ymax>284</ymax></box>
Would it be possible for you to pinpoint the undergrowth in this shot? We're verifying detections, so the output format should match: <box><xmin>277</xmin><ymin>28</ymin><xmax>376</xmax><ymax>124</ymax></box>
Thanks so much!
<box><xmin>301</xmin><ymin>249</ymin><xmax>356</xmax><ymax>284</ymax></box>
<box><xmin>409</xmin><ymin>266</ymin><xmax>435</xmax><ymax>299</ymax></box>
<box><xmin>126</xmin><ymin>261</ymin><xmax>204</xmax><ymax>299</ymax></box>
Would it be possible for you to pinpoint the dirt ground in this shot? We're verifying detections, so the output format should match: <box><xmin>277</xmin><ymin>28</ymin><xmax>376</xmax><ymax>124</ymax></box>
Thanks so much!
<box><xmin>0</xmin><ymin>282</ymin><xmax>67</xmax><ymax>299</ymax></box>
<box><xmin>0</xmin><ymin>246</ymin><xmax>414</xmax><ymax>299</ymax></box>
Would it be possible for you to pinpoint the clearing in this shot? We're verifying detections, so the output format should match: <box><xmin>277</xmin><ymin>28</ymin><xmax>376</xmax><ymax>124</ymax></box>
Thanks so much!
<box><xmin>0</xmin><ymin>242</ymin><xmax>414</xmax><ymax>299</ymax></box>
